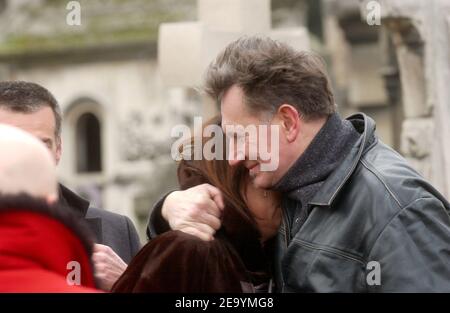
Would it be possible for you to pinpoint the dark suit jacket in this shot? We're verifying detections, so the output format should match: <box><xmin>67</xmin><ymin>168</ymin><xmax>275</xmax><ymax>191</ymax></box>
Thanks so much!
<box><xmin>59</xmin><ymin>184</ymin><xmax>141</xmax><ymax>264</ymax></box>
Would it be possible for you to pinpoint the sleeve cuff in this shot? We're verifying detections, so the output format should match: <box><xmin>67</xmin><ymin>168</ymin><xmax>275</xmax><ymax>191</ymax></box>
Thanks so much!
<box><xmin>146</xmin><ymin>191</ymin><xmax>175</xmax><ymax>240</ymax></box>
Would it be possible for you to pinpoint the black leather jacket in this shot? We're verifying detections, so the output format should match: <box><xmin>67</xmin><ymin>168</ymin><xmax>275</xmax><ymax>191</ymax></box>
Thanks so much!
<box><xmin>274</xmin><ymin>113</ymin><xmax>450</xmax><ymax>292</ymax></box>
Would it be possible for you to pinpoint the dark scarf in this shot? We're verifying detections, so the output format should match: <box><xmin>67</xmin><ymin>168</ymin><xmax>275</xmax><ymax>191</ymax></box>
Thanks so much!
<box><xmin>273</xmin><ymin>113</ymin><xmax>360</xmax><ymax>235</ymax></box>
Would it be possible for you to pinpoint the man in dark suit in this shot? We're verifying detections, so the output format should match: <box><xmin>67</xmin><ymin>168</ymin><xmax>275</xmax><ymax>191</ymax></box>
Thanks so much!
<box><xmin>0</xmin><ymin>81</ymin><xmax>141</xmax><ymax>290</ymax></box>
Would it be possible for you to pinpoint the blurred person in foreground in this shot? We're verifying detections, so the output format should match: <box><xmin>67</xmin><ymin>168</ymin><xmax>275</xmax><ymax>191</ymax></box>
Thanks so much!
<box><xmin>0</xmin><ymin>81</ymin><xmax>141</xmax><ymax>290</ymax></box>
<box><xmin>112</xmin><ymin>117</ymin><xmax>280</xmax><ymax>292</ymax></box>
<box><xmin>0</xmin><ymin>124</ymin><xmax>99</xmax><ymax>292</ymax></box>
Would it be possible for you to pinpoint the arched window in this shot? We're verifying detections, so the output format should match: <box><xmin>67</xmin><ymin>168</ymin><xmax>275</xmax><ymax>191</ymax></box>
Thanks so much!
<box><xmin>76</xmin><ymin>112</ymin><xmax>102</xmax><ymax>173</ymax></box>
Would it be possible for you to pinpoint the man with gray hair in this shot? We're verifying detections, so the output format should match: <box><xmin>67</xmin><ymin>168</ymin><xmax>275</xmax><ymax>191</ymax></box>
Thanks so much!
<box><xmin>0</xmin><ymin>81</ymin><xmax>141</xmax><ymax>290</ymax></box>
<box><xmin>148</xmin><ymin>36</ymin><xmax>450</xmax><ymax>292</ymax></box>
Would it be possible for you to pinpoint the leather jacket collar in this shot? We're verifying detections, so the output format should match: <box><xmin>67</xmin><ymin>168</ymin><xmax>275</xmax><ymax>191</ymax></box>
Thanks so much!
<box><xmin>308</xmin><ymin>113</ymin><xmax>377</xmax><ymax>209</ymax></box>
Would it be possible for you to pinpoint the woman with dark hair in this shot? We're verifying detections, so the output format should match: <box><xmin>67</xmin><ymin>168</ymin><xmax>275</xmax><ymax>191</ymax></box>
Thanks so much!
<box><xmin>112</xmin><ymin>116</ymin><xmax>281</xmax><ymax>293</ymax></box>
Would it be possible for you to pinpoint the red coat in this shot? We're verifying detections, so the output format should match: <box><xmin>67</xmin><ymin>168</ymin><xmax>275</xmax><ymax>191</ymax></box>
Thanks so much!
<box><xmin>0</xmin><ymin>196</ymin><xmax>99</xmax><ymax>292</ymax></box>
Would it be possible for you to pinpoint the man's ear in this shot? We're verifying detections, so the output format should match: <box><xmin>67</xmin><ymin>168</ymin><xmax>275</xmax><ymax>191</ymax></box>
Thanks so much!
<box><xmin>277</xmin><ymin>104</ymin><xmax>301</xmax><ymax>143</ymax></box>
<box><xmin>55</xmin><ymin>136</ymin><xmax>62</xmax><ymax>165</ymax></box>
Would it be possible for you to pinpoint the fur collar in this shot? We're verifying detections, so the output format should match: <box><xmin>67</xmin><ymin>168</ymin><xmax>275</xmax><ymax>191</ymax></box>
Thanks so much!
<box><xmin>0</xmin><ymin>193</ymin><xmax>94</xmax><ymax>256</ymax></box>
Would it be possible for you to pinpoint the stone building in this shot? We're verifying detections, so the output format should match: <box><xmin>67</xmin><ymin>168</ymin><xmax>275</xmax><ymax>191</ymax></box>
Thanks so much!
<box><xmin>0</xmin><ymin>0</ymin><xmax>199</xmax><ymax>238</ymax></box>
<box><xmin>322</xmin><ymin>0</ymin><xmax>450</xmax><ymax>198</ymax></box>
